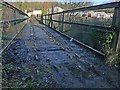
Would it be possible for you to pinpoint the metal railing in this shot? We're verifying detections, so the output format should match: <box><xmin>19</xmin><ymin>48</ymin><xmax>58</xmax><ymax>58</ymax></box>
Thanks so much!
<box><xmin>0</xmin><ymin>1</ymin><xmax>28</xmax><ymax>54</ymax></box>
<box><xmin>40</xmin><ymin>2</ymin><xmax>120</xmax><ymax>55</ymax></box>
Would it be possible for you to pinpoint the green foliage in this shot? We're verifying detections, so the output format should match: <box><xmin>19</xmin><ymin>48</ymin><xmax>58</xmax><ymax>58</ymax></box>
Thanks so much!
<box><xmin>104</xmin><ymin>32</ymin><xmax>119</xmax><ymax>66</ymax></box>
<box><xmin>105</xmin><ymin>32</ymin><xmax>115</xmax><ymax>46</ymax></box>
<box><xmin>27</xmin><ymin>9</ymin><xmax>32</xmax><ymax>13</ymax></box>
<box><xmin>103</xmin><ymin>32</ymin><xmax>115</xmax><ymax>54</ymax></box>
<box><xmin>106</xmin><ymin>33</ymin><xmax>113</xmax><ymax>43</ymax></box>
<box><xmin>89</xmin><ymin>30</ymin><xmax>119</xmax><ymax>66</ymax></box>
<box><xmin>42</xmin><ymin>9</ymin><xmax>47</xmax><ymax>15</ymax></box>
<box><xmin>105</xmin><ymin>45</ymin><xmax>119</xmax><ymax>66</ymax></box>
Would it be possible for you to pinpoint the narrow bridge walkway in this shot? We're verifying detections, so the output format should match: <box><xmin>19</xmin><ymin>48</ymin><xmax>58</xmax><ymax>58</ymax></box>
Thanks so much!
<box><xmin>2</xmin><ymin>18</ymin><xmax>119</xmax><ymax>88</ymax></box>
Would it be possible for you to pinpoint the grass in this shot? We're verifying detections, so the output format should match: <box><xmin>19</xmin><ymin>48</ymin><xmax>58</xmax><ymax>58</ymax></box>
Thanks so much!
<box><xmin>104</xmin><ymin>44</ymin><xmax>120</xmax><ymax>66</ymax></box>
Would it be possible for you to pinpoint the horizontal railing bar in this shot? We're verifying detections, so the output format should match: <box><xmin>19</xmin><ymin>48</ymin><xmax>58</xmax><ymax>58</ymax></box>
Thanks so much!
<box><xmin>0</xmin><ymin>2</ymin><xmax>14</xmax><ymax>10</ymax></box>
<box><xmin>0</xmin><ymin>18</ymin><xmax>28</xmax><ymax>24</ymax></box>
<box><xmin>44</xmin><ymin>19</ymin><xmax>113</xmax><ymax>32</ymax></box>
<box><xmin>0</xmin><ymin>23</ymin><xmax>27</xmax><ymax>55</ymax></box>
<box><xmin>0</xmin><ymin>1</ymin><xmax>28</xmax><ymax>16</ymax></box>
<box><xmin>43</xmin><ymin>2</ymin><xmax>120</xmax><ymax>16</ymax></box>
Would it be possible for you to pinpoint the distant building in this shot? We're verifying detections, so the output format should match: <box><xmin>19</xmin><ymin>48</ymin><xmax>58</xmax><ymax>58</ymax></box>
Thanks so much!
<box><xmin>82</xmin><ymin>11</ymin><xmax>113</xmax><ymax>19</ymax></box>
<box><xmin>47</xmin><ymin>7</ymin><xmax>64</xmax><ymax>14</ymax></box>
<box><xmin>27</xmin><ymin>10</ymin><xmax>42</xmax><ymax>17</ymax></box>
<box><xmin>33</xmin><ymin>10</ymin><xmax>42</xmax><ymax>17</ymax></box>
<box><xmin>92</xmin><ymin>12</ymin><xmax>113</xmax><ymax>19</ymax></box>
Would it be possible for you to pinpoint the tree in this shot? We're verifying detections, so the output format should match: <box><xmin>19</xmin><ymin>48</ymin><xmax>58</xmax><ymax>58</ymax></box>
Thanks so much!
<box><xmin>61</xmin><ymin>0</ymin><xmax>92</xmax><ymax>10</ymax></box>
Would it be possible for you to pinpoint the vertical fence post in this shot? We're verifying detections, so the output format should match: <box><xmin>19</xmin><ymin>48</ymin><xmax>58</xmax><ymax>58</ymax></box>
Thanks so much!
<box><xmin>48</xmin><ymin>15</ymin><xmax>51</xmax><ymax>27</ymax></box>
<box><xmin>44</xmin><ymin>15</ymin><xmax>46</xmax><ymax>25</ymax></box>
<box><xmin>51</xmin><ymin>14</ymin><xmax>53</xmax><ymax>28</ymax></box>
<box><xmin>41</xmin><ymin>15</ymin><xmax>43</xmax><ymax>24</ymax></box>
<box><xmin>112</xmin><ymin>2</ymin><xmax>120</xmax><ymax>52</ymax></box>
<box><xmin>61</xmin><ymin>12</ymin><xmax>64</xmax><ymax>32</ymax></box>
<box><xmin>45</xmin><ymin>15</ymin><xmax>46</xmax><ymax>24</ymax></box>
<box><xmin>59</xmin><ymin>14</ymin><xmax>61</xmax><ymax>31</ymax></box>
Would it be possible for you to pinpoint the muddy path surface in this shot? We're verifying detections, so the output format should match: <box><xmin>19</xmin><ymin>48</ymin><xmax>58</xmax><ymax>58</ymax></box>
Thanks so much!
<box><xmin>2</xmin><ymin>18</ymin><xmax>119</xmax><ymax>88</ymax></box>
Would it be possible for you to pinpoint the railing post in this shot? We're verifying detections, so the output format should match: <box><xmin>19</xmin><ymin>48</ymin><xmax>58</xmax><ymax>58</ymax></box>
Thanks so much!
<box><xmin>58</xmin><ymin>14</ymin><xmax>61</xmax><ymax>31</ymax></box>
<box><xmin>112</xmin><ymin>2</ymin><xmax>120</xmax><ymax>52</ymax></box>
<box><xmin>61</xmin><ymin>12</ymin><xmax>64</xmax><ymax>32</ymax></box>
<box><xmin>51</xmin><ymin>14</ymin><xmax>53</xmax><ymax>28</ymax></box>
<box><xmin>48</xmin><ymin>15</ymin><xmax>52</xmax><ymax>27</ymax></box>
<box><xmin>45</xmin><ymin>15</ymin><xmax>46</xmax><ymax>24</ymax></box>
<box><xmin>48</xmin><ymin>14</ymin><xmax>53</xmax><ymax>27</ymax></box>
<box><xmin>41</xmin><ymin>15</ymin><xmax>43</xmax><ymax>24</ymax></box>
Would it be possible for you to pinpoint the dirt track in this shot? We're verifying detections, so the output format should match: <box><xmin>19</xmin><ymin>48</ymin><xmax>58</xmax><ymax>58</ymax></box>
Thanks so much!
<box><xmin>2</xmin><ymin>18</ymin><xmax>119</xmax><ymax>88</ymax></box>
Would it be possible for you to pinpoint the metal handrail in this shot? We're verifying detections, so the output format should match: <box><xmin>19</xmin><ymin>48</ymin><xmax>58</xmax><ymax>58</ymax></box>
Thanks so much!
<box><xmin>41</xmin><ymin>2</ymin><xmax>120</xmax><ymax>54</ymax></box>
<box><xmin>0</xmin><ymin>1</ymin><xmax>28</xmax><ymax>54</ymax></box>
<box><xmin>0</xmin><ymin>1</ymin><xmax>28</xmax><ymax>16</ymax></box>
<box><xmin>45</xmin><ymin>19</ymin><xmax>113</xmax><ymax>32</ymax></box>
<box><xmin>0</xmin><ymin>18</ymin><xmax>28</xmax><ymax>24</ymax></box>
<box><xmin>43</xmin><ymin>2</ymin><xmax>120</xmax><ymax>16</ymax></box>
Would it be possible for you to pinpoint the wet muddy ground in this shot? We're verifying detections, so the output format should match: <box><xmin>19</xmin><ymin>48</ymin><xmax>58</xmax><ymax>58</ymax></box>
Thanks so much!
<box><xmin>2</xmin><ymin>19</ymin><xmax>119</xmax><ymax>88</ymax></box>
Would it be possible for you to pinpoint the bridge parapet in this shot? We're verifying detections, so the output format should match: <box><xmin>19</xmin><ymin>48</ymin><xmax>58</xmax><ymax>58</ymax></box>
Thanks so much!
<box><xmin>40</xmin><ymin>2</ymin><xmax>120</xmax><ymax>55</ymax></box>
<box><xmin>0</xmin><ymin>1</ymin><xmax>28</xmax><ymax>54</ymax></box>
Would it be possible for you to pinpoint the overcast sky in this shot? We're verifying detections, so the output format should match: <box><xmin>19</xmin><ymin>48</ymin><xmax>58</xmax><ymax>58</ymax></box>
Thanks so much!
<box><xmin>5</xmin><ymin>0</ymin><xmax>116</xmax><ymax>5</ymax></box>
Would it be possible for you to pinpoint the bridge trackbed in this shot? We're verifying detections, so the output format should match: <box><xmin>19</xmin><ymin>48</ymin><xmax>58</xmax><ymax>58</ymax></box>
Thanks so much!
<box><xmin>2</xmin><ymin>22</ymin><xmax>119</xmax><ymax>88</ymax></box>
